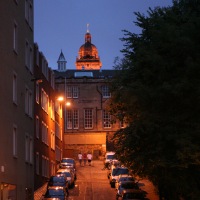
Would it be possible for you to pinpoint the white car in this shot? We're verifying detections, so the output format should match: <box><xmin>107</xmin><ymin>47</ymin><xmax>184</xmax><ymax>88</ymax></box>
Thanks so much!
<box><xmin>109</xmin><ymin>167</ymin><xmax>129</xmax><ymax>188</ymax></box>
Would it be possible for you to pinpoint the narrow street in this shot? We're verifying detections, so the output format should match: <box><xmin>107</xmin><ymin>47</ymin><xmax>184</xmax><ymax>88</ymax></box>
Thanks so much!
<box><xmin>34</xmin><ymin>160</ymin><xmax>159</xmax><ymax>200</ymax></box>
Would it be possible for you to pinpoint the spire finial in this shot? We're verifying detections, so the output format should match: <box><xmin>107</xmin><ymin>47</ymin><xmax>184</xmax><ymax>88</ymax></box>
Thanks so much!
<box><xmin>87</xmin><ymin>23</ymin><xmax>89</xmax><ymax>33</ymax></box>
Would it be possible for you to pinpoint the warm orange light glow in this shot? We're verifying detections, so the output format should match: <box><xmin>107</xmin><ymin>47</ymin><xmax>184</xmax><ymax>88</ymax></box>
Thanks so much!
<box><xmin>66</xmin><ymin>102</ymin><xmax>71</xmax><ymax>107</ymax></box>
<box><xmin>57</xmin><ymin>96</ymin><xmax>64</xmax><ymax>101</ymax></box>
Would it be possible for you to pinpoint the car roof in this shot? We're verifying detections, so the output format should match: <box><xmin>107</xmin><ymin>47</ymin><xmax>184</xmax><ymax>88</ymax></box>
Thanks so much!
<box><xmin>50</xmin><ymin>175</ymin><xmax>65</xmax><ymax>178</ymax></box>
<box><xmin>122</xmin><ymin>189</ymin><xmax>144</xmax><ymax>194</ymax></box>
<box><xmin>57</xmin><ymin>168</ymin><xmax>71</xmax><ymax>172</ymax></box>
<box><xmin>47</xmin><ymin>186</ymin><xmax>65</xmax><ymax>190</ymax></box>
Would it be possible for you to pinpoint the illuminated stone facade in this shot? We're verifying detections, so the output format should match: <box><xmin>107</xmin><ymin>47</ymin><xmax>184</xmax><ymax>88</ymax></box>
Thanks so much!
<box><xmin>75</xmin><ymin>30</ymin><xmax>102</xmax><ymax>70</ymax></box>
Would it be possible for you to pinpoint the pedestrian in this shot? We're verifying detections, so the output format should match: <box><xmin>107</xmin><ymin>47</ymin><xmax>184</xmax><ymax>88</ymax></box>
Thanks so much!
<box><xmin>87</xmin><ymin>152</ymin><xmax>92</xmax><ymax>166</ymax></box>
<box><xmin>83</xmin><ymin>153</ymin><xmax>87</xmax><ymax>166</ymax></box>
<box><xmin>78</xmin><ymin>152</ymin><xmax>83</xmax><ymax>166</ymax></box>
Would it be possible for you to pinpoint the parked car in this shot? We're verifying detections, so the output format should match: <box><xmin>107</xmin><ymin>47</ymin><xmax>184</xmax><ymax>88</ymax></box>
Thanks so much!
<box><xmin>57</xmin><ymin>168</ymin><xmax>75</xmax><ymax>188</ymax></box>
<box><xmin>60</xmin><ymin>164</ymin><xmax>77</xmax><ymax>180</ymax></box>
<box><xmin>60</xmin><ymin>158</ymin><xmax>76</xmax><ymax>170</ymax></box>
<box><xmin>115</xmin><ymin>174</ymin><xmax>136</xmax><ymax>189</ymax></box>
<box><xmin>116</xmin><ymin>181</ymin><xmax>140</xmax><ymax>199</ymax></box>
<box><xmin>118</xmin><ymin>189</ymin><xmax>147</xmax><ymax>200</ymax></box>
<box><xmin>109</xmin><ymin>167</ymin><xmax>129</xmax><ymax>188</ymax></box>
<box><xmin>43</xmin><ymin>186</ymin><xmax>68</xmax><ymax>200</ymax></box>
<box><xmin>104</xmin><ymin>152</ymin><xmax>116</xmax><ymax>164</ymax></box>
<box><xmin>47</xmin><ymin>175</ymin><xmax>68</xmax><ymax>190</ymax></box>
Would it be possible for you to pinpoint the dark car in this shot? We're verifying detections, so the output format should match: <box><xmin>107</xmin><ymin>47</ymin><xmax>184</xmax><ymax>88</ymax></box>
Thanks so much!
<box><xmin>60</xmin><ymin>158</ymin><xmax>76</xmax><ymax>170</ymax></box>
<box><xmin>116</xmin><ymin>181</ymin><xmax>140</xmax><ymax>199</ymax></box>
<box><xmin>43</xmin><ymin>186</ymin><xmax>68</xmax><ymax>200</ymax></box>
<box><xmin>47</xmin><ymin>175</ymin><xmax>68</xmax><ymax>192</ymax></box>
<box><xmin>119</xmin><ymin>189</ymin><xmax>147</xmax><ymax>200</ymax></box>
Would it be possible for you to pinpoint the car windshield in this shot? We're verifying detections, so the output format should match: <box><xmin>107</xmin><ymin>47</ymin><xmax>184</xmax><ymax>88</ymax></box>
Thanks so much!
<box><xmin>61</xmin><ymin>159</ymin><xmax>74</xmax><ymax>164</ymax></box>
<box><xmin>47</xmin><ymin>189</ymin><xmax>64</xmax><ymax>196</ymax></box>
<box><xmin>107</xmin><ymin>154</ymin><xmax>115</xmax><ymax>160</ymax></box>
<box><xmin>124</xmin><ymin>192</ymin><xmax>144</xmax><ymax>199</ymax></box>
<box><xmin>119</xmin><ymin>177</ymin><xmax>135</xmax><ymax>182</ymax></box>
<box><xmin>120</xmin><ymin>183</ymin><xmax>138</xmax><ymax>189</ymax></box>
<box><xmin>50</xmin><ymin>177</ymin><xmax>65</xmax><ymax>183</ymax></box>
<box><xmin>112</xmin><ymin>168</ymin><xmax>129</xmax><ymax>176</ymax></box>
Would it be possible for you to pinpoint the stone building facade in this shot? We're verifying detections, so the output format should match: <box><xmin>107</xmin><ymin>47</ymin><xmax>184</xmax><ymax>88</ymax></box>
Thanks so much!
<box><xmin>0</xmin><ymin>0</ymin><xmax>34</xmax><ymax>199</ymax></box>
<box><xmin>54</xmin><ymin>29</ymin><xmax>122</xmax><ymax>159</ymax></box>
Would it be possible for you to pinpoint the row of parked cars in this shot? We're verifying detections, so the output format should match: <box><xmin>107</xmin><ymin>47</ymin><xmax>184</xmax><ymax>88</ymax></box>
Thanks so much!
<box><xmin>104</xmin><ymin>152</ymin><xmax>147</xmax><ymax>200</ymax></box>
<box><xmin>42</xmin><ymin>158</ymin><xmax>77</xmax><ymax>200</ymax></box>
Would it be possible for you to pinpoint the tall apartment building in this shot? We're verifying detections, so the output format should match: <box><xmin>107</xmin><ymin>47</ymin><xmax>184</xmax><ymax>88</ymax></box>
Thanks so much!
<box><xmin>54</xmin><ymin>30</ymin><xmax>122</xmax><ymax>159</ymax></box>
<box><xmin>34</xmin><ymin>44</ymin><xmax>63</xmax><ymax>190</ymax></box>
<box><xmin>0</xmin><ymin>0</ymin><xmax>34</xmax><ymax>199</ymax></box>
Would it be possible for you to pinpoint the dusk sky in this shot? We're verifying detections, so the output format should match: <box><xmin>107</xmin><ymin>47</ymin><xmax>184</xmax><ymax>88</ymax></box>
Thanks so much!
<box><xmin>34</xmin><ymin>0</ymin><xmax>173</xmax><ymax>70</ymax></box>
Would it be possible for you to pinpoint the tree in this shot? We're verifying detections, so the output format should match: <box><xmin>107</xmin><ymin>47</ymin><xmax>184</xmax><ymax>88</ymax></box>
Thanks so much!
<box><xmin>109</xmin><ymin>0</ymin><xmax>200</xmax><ymax>199</ymax></box>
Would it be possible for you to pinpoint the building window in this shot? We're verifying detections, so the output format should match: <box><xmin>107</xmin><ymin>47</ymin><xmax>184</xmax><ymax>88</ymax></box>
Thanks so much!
<box><xmin>25</xmin><ymin>0</ymin><xmax>33</xmax><ymax>29</ymax></box>
<box><xmin>50</xmin><ymin>160</ymin><xmax>55</xmax><ymax>176</ymax></box>
<box><xmin>36</xmin><ymin>82</ymin><xmax>39</xmax><ymax>104</ymax></box>
<box><xmin>50</xmin><ymin>100</ymin><xmax>55</xmax><ymax>120</ymax></box>
<box><xmin>66</xmin><ymin>86</ymin><xmax>78</xmax><ymax>98</ymax></box>
<box><xmin>25</xmin><ymin>40</ymin><xmax>29</xmax><ymax>67</ymax></box>
<box><xmin>51</xmin><ymin>130</ymin><xmax>55</xmax><ymax>150</ymax></box>
<box><xmin>29</xmin><ymin>2</ymin><xmax>33</xmax><ymax>29</ymax></box>
<box><xmin>84</xmin><ymin>109</ymin><xmax>93</xmax><ymax>129</ymax></box>
<box><xmin>42</xmin><ymin>156</ymin><xmax>49</xmax><ymax>178</ymax></box>
<box><xmin>36</xmin><ymin>116</ymin><xmax>39</xmax><ymax>139</ymax></box>
<box><xmin>41</xmin><ymin>89</ymin><xmax>49</xmax><ymax>113</ymax></box>
<box><xmin>55</xmin><ymin>146</ymin><xmax>61</xmax><ymax>161</ymax></box>
<box><xmin>25</xmin><ymin>87</ymin><xmax>33</xmax><ymax>117</ymax></box>
<box><xmin>25</xmin><ymin>135</ymin><xmax>33</xmax><ymax>163</ymax></box>
<box><xmin>55</xmin><ymin>121</ymin><xmax>61</xmax><ymax>139</ymax></box>
<box><xmin>102</xmin><ymin>85</ymin><xmax>111</xmax><ymax>98</ymax></box>
<box><xmin>42</xmin><ymin>121</ymin><xmax>48</xmax><ymax>145</ymax></box>
<box><xmin>13</xmin><ymin>22</ymin><xmax>18</xmax><ymax>53</ymax></box>
<box><xmin>13</xmin><ymin>72</ymin><xmax>17</xmax><ymax>104</ymax></box>
<box><xmin>29</xmin><ymin>45</ymin><xmax>33</xmax><ymax>73</ymax></box>
<box><xmin>103</xmin><ymin>110</ymin><xmax>111</xmax><ymax>128</ymax></box>
<box><xmin>13</xmin><ymin>125</ymin><xmax>17</xmax><ymax>157</ymax></box>
<box><xmin>66</xmin><ymin>110</ymin><xmax>79</xmax><ymax>130</ymax></box>
<box><xmin>36</xmin><ymin>152</ymin><xmax>39</xmax><ymax>175</ymax></box>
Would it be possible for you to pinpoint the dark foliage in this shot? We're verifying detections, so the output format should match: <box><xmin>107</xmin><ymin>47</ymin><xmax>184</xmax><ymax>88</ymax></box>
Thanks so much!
<box><xmin>109</xmin><ymin>0</ymin><xmax>200</xmax><ymax>199</ymax></box>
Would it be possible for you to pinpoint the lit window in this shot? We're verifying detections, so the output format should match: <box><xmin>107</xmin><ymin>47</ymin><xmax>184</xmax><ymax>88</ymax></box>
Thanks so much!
<box><xmin>84</xmin><ymin>109</ymin><xmax>93</xmax><ymax>129</ymax></box>
<box><xmin>51</xmin><ymin>131</ymin><xmax>55</xmax><ymax>150</ymax></box>
<box><xmin>41</xmin><ymin>89</ymin><xmax>49</xmax><ymax>113</ymax></box>
<box><xmin>103</xmin><ymin>110</ymin><xmax>111</xmax><ymax>128</ymax></box>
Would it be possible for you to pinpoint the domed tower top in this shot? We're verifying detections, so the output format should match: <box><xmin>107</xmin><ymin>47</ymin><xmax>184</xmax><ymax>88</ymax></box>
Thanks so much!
<box><xmin>75</xmin><ymin>24</ymin><xmax>102</xmax><ymax>70</ymax></box>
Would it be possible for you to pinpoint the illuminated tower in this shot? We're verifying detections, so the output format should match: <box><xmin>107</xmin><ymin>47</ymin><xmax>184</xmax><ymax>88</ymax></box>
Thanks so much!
<box><xmin>75</xmin><ymin>24</ymin><xmax>102</xmax><ymax>70</ymax></box>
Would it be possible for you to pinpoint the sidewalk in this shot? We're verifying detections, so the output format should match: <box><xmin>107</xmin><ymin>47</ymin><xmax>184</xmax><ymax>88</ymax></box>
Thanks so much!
<box><xmin>34</xmin><ymin>182</ymin><xmax>47</xmax><ymax>200</ymax></box>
